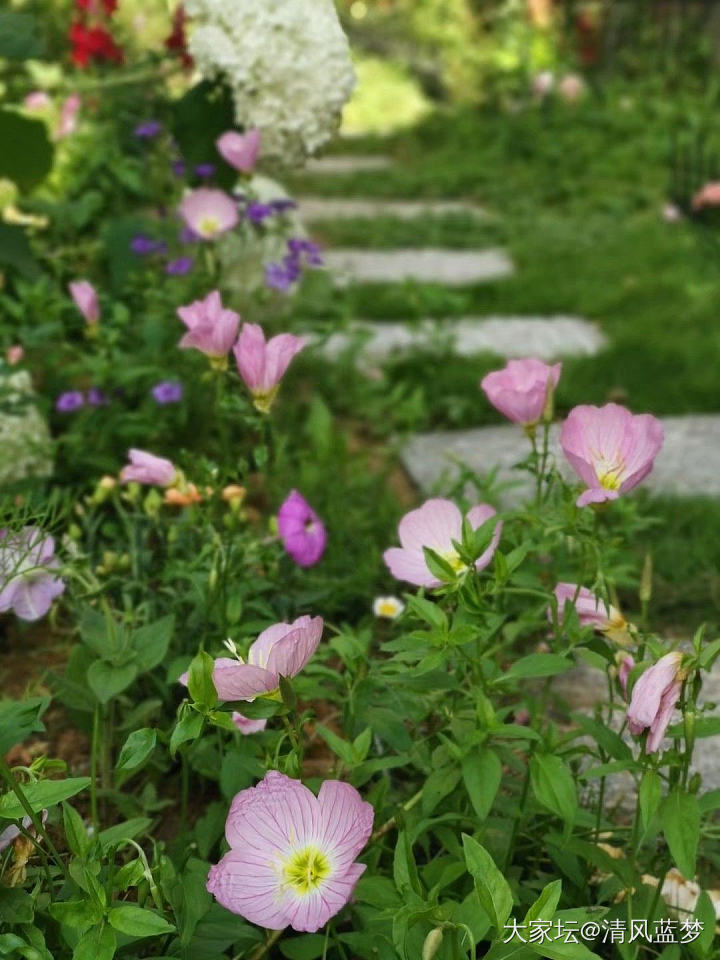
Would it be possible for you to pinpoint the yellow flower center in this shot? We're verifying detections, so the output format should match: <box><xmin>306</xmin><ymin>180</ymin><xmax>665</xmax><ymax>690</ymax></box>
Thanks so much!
<box><xmin>593</xmin><ymin>455</ymin><xmax>625</xmax><ymax>491</ymax></box>
<box><xmin>283</xmin><ymin>847</ymin><xmax>331</xmax><ymax>895</ymax></box>
<box><xmin>441</xmin><ymin>549</ymin><xmax>468</xmax><ymax>575</ymax></box>
<box><xmin>198</xmin><ymin>216</ymin><xmax>220</xmax><ymax>237</ymax></box>
<box><xmin>378</xmin><ymin>600</ymin><xmax>399</xmax><ymax>617</ymax></box>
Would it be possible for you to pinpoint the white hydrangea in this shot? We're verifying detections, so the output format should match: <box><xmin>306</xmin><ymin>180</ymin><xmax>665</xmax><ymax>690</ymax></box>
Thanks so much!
<box><xmin>185</xmin><ymin>0</ymin><xmax>356</xmax><ymax>162</ymax></box>
<box><xmin>0</xmin><ymin>371</ymin><xmax>52</xmax><ymax>487</ymax></box>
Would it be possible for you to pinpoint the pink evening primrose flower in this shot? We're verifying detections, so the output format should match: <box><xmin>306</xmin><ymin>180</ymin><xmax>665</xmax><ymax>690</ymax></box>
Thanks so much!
<box><xmin>559</xmin><ymin>403</ymin><xmax>664</xmax><ymax>507</ymax></box>
<box><xmin>68</xmin><ymin>280</ymin><xmax>99</xmax><ymax>326</ymax></box>
<box><xmin>277</xmin><ymin>491</ymin><xmax>327</xmax><ymax>568</ymax></box>
<box><xmin>177</xmin><ymin>290</ymin><xmax>240</xmax><ymax>366</ymax></box>
<box><xmin>558</xmin><ymin>73</ymin><xmax>585</xmax><ymax>103</ymax></box>
<box><xmin>384</xmin><ymin>498</ymin><xmax>501</xmax><ymax>588</ymax></box>
<box><xmin>233</xmin><ymin>323</ymin><xmax>306</xmax><ymax>413</ymax></box>
<box><xmin>120</xmin><ymin>449</ymin><xmax>176</xmax><ymax>487</ymax></box>
<box><xmin>231</xmin><ymin>712</ymin><xmax>267</xmax><ymax>735</ymax></box>
<box><xmin>551</xmin><ymin>582</ymin><xmax>631</xmax><ymax>645</ymax></box>
<box><xmin>480</xmin><ymin>358</ymin><xmax>561</xmax><ymax>426</ymax></box>
<box><xmin>617</xmin><ymin>652</ymin><xmax>635</xmax><ymax>698</ymax></box>
<box><xmin>212</xmin><ymin>615</ymin><xmax>324</xmax><ymax>701</ymax></box>
<box><xmin>627</xmin><ymin>652</ymin><xmax>684</xmax><ymax>754</ymax></box>
<box><xmin>178</xmin><ymin>188</ymin><xmax>238</xmax><ymax>240</ymax></box>
<box><xmin>0</xmin><ymin>528</ymin><xmax>65</xmax><ymax>622</ymax></box>
<box><xmin>216</xmin><ymin>129</ymin><xmax>261</xmax><ymax>173</ymax></box>
<box><xmin>24</xmin><ymin>91</ymin><xmax>51</xmax><ymax>112</ymax></box>
<box><xmin>207</xmin><ymin>770</ymin><xmax>373</xmax><ymax>933</ymax></box>
<box><xmin>55</xmin><ymin>94</ymin><xmax>81</xmax><ymax>139</ymax></box>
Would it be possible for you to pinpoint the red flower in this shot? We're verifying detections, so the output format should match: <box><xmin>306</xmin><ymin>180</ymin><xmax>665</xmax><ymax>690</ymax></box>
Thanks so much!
<box><xmin>165</xmin><ymin>4</ymin><xmax>193</xmax><ymax>69</ymax></box>
<box><xmin>75</xmin><ymin>0</ymin><xmax>118</xmax><ymax>14</ymax></box>
<box><xmin>70</xmin><ymin>22</ymin><xmax>124</xmax><ymax>67</ymax></box>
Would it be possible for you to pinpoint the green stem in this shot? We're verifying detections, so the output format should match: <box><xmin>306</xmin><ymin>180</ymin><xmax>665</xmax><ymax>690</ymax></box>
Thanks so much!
<box><xmin>91</xmin><ymin>703</ymin><xmax>100</xmax><ymax>832</ymax></box>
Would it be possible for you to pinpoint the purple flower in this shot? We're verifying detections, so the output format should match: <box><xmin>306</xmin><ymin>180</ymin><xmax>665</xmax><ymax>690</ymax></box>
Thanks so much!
<box><xmin>0</xmin><ymin>527</ymin><xmax>65</xmax><ymax>622</ymax></box>
<box><xmin>288</xmin><ymin>237</ymin><xmax>324</xmax><ymax>267</ymax></box>
<box><xmin>277</xmin><ymin>490</ymin><xmax>327</xmax><ymax>568</ymax></box>
<box><xmin>56</xmin><ymin>391</ymin><xmax>85</xmax><ymax>413</ymax></box>
<box><xmin>247</xmin><ymin>202</ymin><xmax>274</xmax><ymax>224</ymax></box>
<box><xmin>195</xmin><ymin>163</ymin><xmax>216</xmax><ymax>179</ymax></box>
<box><xmin>165</xmin><ymin>257</ymin><xmax>194</xmax><ymax>276</ymax></box>
<box><xmin>131</xmin><ymin>234</ymin><xmax>167</xmax><ymax>256</ymax></box>
<box><xmin>270</xmin><ymin>199</ymin><xmax>297</xmax><ymax>214</ymax></box>
<box><xmin>178</xmin><ymin>225</ymin><xmax>200</xmax><ymax>244</ymax></box>
<box><xmin>86</xmin><ymin>387</ymin><xmax>108</xmax><ymax>406</ymax></box>
<box><xmin>172</xmin><ymin>159</ymin><xmax>187</xmax><ymax>178</ymax></box>
<box><xmin>135</xmin><ymin>121</ymin><xmax>162</xmax><ymax>139</ymax></box>
<box><xmin>152</xmin><ymin>380</ymin><xmax>183</xmax><ymax>404</ymax></box>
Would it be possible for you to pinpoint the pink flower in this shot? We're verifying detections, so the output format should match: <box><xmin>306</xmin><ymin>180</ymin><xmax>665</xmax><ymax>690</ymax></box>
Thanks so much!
<box><xmin>617</xmin><ymin>652</ymin><xmax>635</xmax><ymax>698</ymax></box>
<box><xmin>178</xmin><ymin>188</ymin><xmax>238</xmax><ymax>240</ymax></box>
<box><xmin>627</xmin><ymin>652</ymin><xmax>684</xmax><ymax>754</ymax></box>
<box><xmin>216</xmin><ymin>129</ymin><xmax>261</xmax><ymax>173</ymax></box>
<box><xmin>531</xmin><ymin>70</ymin><xmax>554</xmax><ymax>98</ymax></box>
<box><xmin>559</xmin><ymin>73</ymin><xmax>585</xmax><ymax>103</ymax></box>
<box><xmin>177</xmin><ymin>290</ymin><xmax>240</xmax><ymax>364</ymax></box>
<box><xmin>24</xmin><ymin>91</ymin><xmax>51</xmax><ymax>112</ymax></box>
<box><xmin>6</xmin><ymin>346</ymin><xmax>24</xmax><ymax>366</ymax></box>
<box><xmin>207</xmin><ymin>770</ymin><xmax>373</xmax><ymax>932</ymax></box>
<box><xmin>232</xmin><ymin>712</ymin><xmax>267</xmax><ymax>735</ymax></box>
<box><xmin>120</xmin><ymin>449</ymin><xmax>176</xmax><ymax>487</ymax></box>
<box><xmin>233</xmin><ymin>323</ymin><xmax>306</xmax><ymax>413</ymax></box>
<box><xmin>69</xmin><ymin>280</ymin><xmax>99</xmax><ymax>326</ymax></box>
<box><xmin>277</xmin><ymin>491</ymin><xmax>327</xmax><ymax>568</ymax></box>
<box><xmin>481</xmin><ymin>358</ymin><xmax>561</xmax><ymax>426</ymax></box>
<box><xmin>55</xmin><ymin>94</ymin><xmax>81</xmax><ymax>139</ymax></box>
<box><xmin>212</xmin><ymin>615</ymin><xmax>324</xmax><ymax>701</ymax></box>
<box><xmin>662</xmin><ymin>202</ymin><xmax>682</xmax><ymax>223</ymax></box>
<box><xmin>692</xmin><ymin>182</ymin><xmax>720</xmax><ymax>211</ymax></box>
<box><xmin>0</xmin><ymin>529</ymin><xmax>64</xmax><ymax>622</ymax></box>
<box><xmin>551</xmin><ymin>582</ymin><xmax>630</xmax><ymax>645</ymax></box>
<box><xmin>384</xmin><ymin>498</ymin><xmax>501</xmax><ymax>588</ymax></box>
<box><xmin>560</xmin><ymin>403</ymin><xmax>664</xmax><ymax>507</ymax></box>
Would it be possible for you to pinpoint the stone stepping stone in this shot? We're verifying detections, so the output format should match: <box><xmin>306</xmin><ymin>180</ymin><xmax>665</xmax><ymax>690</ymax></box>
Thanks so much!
<box><xmin>304</xmin><ymin>155</ymin><xmax>393</xmax><ymax>174</ymax></box>
<box><xmin>324</xmin><ymin>248</ymin><xmax>515</xmax><ymax>286</ymax></box>
<box><xmin>297</xmin><ymin>198</ymin><xmax>487</xmax><ymax>222</ymax></box>
<box><xmin>401</xmin><ymin>415</ymin><xmax>720</xmax><ymax>503</ymax></box>
<box><xmin>315</xmin><ymin>316</ymin><xmax>606</xmax><ymax>366</ymax></box>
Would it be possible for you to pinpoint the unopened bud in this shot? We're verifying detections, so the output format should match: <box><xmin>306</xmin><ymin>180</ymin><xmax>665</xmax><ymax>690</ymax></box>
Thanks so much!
<box><xmin>542</xmin><ymin>376</ymin><xmax>555</xmax><ymax>423</ymax></box>
<box><xmin>422</xmin><ymin>927</ymin><xmax>444</xmax><ymax>960</ymax></box>
<box><xmin>639</xmin><ymin>553</ymin><xmax>653</xmax><ymax>606</ymax></box>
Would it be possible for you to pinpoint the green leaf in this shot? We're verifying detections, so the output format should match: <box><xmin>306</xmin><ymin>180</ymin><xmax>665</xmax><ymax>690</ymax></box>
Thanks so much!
<box><xmin>187</xmin><ymin>651</ymin><xmax>217</xmax><ymax>710</ymax></box>
<box><xmin>63</xmin><ymin>802</ymin><xmax>90</xmax><ymax>859</ymax></box>
<box><xmin>422</xmin><ymin>765</ymin><xmax>462</xmax><ymax>815</ymax></box>
<box><xmin>49</xmin><ymin>899</ymin><xmax>103</xmax><ymax>933</ymax></box>
<box><xmin>171</xmin><ymin>709</ymin><xmax>204</xmax><ymax>756</ymax></box>
<box><xmin>571</xmin><ymin>714</ymin><xmax>632</xmax><ymax>762</ymax></box>
<box><xmin>660</xmin><ymin>788</ymin><xmax>700</xmax><ymax>879</ymax></box>
<box><xmin>530</xmin><ymin>755</ymin><xmax>577</xmax><ymax>829</ymax></box>
<box><xmin>171</xmin><ymin>80</ymin><xmax>237</xmax><ymax>190</ymax></box>
<box><xmin>524</xmin><ymin>879</ymin><xmax>562</xmax><ymax>924</ymax></box>
<box><xmin>462</xmin><ymin>748</ymin><xmax>502</xmax><ymax>821</ymax></box>
<box><xmin>406</xmin><ymin>595</ymin><xmax>448</xmax><ymax>631</ymax></box>
<box><xmin>0</xmin><ymin>111</ymin><xmax>53</xmax><ymax>192</ymax></box>
<box><xmin>423</xmin><ymin>546</ymin><xmax>457</xmax><ymax>583</ymax></box>
<box><xmin>638</xmin><ymin>769</ymin><xmax>662</xmax><ymax>832</ymax></box>
<box><xmin>0</xmin><ymin>777</ymin><xmax>90</xmax><ymax>819</ymax></box>
<box><xmin>393</xmin><ymin>830</ymin><xmax>421</xmax><ymax>897</ymax></box>
<box><xmin>462</xmin><ymin>833</ymin><xmax>514</xmax><ymax>933</ymax></box>
<box><xmin>132</xmin><ymin>616</ymin><xmax>174</xmax><ymax>673</ymax></box>
<box><xmin>500</xmin><ymin>655</ymin><xmax>574</xmax><ymax>683</ymax></box>
<box><xmin>0</xmin><ymin>697</ymin><xmax>46</xmax><ymax>754</ymax></box>
<box><xmin>72</xmin><ymin>923</ymin><xmax>116</xmax><ymax>960</ymax></box>
<box><xmin>692</xmin><ymin>890</ymin><xmax>715</xmax><ymax>956</ymax></box>
<box><xmin>0</xmin><ymin>223</ymin><xmax>39</xmax><ymax>277</ymax></box>
<box><xmin>87</xmin><ymin>660</ymin><xmax>138</xmax><ymax>704</ymax></box>
<box><xmin>315</xmin><ymin>724</ymin><xmax>355</xmax><ymax>766</ymax></box>
<box><xmin>98</xmin><ymin>817</ymin><xmax>152</xmax><ymax>851</ymax></box>
<box><xmin>0</xmin><ymin>888</ymin><xmax>34</xmax><ymax>924</ymax></box>
<box><xmin>108</xmin><ymin>904</ymin><xmax>176</xmax><ymax>937</ymax></box>
<box><xmin>0</xmin><ymin>12</ymin><xmax>43</xmax><ymax>59</ymax></box>
<box><xmin>279</xmin><ymin>934</ymin><xmax>328</xmax><ymax>959</ymax></box>
<box><xmin>116</xmin><ymin>728</ymin><xmax>156</xmax><ymax>775</ymax></box>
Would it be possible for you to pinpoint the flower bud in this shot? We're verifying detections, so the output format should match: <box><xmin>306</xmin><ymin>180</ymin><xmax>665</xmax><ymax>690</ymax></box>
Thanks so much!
<box><xmin>422</xmin><ymin>928</ymin><xmax>444</xmax><ymax>960</ymax></box>
<box><xmin>639</xmin><ymin>553</ymin><xmax>653</xmax><ymax>606</ymax></box>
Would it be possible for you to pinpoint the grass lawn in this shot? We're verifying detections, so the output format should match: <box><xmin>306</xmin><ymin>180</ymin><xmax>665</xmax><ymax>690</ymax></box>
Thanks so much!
<box><xmin>285</xmin><ymin>92</ymin><xmax>720</xmax><ymax>628</ymax></box>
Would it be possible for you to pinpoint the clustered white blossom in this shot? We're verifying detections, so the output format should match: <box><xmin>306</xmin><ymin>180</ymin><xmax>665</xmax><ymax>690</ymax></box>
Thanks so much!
<box><xmin>0</xmin><ymin>371</ymin><xmax>52</xmax><ymax>486</ymax></box>
<box><xmin>184</xmin><ymin>0</ymin><xmax>356</xmax><ymax>162</ymax></box>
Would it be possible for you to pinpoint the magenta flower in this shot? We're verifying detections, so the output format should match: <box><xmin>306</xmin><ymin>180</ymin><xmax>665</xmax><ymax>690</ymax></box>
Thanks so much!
<box><xmin>178</xmin><ymin>188</ymin><xmax>238</xmax><ymax>240</ymax></box>
<box><xmin>560</xmin><ymin>403</ymin><xmax>664</xmax><ymax>507</ymax></box>
<box><xmin>207</xmin><ymin>771</ymin><xmax>373</xmax><ymax>932</ymax></box>
<box><xmin>551</xmin><ymin>583</ymin><xmax>630</xmax><ymax>645</ymax></box>
<box><xmin>177</xmin><ymin>290</ymin><xmax>240</xmax><ymax>365</ymax></box>
<box><xmin>233</xmin><ymin>323</ymin><xmax>306</xmax><ymax>413</ymax></box>
<box><xmin>232</xmin><ymin>712</ymin><xmax>267</xmax><ymax>735</ymax></box>
<box><xmin>0</xmin><ymin>528</ymin><xmax>65</xmax><ymax>622</ymax></box>
<box><xmin>384</xmin><ymin>498</ymin><xmax>501</xmax><ymax>588</ymax></box>
<box><xmin>216</xmin><ymin>129</ymin><xmax>261</xmax><ymax>173</ymax></box>
<box><xmin>212</xmin><ymin>615</ymin><xmax>324</xmax><ymax>701</ymax></box>
<box><xmin>120</xmin><ymin>449</ymin><xmax>176</xmax><ymax>486</ymax></box>
<box><xmin>68</xmin><ymin>280</ymin><xmax>99</xmax><ymax>326</ymax></box>
<box><xmin>277</xmin><ymin>491</ymin><xmax>327</xmax><ymax>567</ymax></box>
<box><xmin>627</xmin><ymin>652</ymin><xmax>684</xmax><ymax>754</ymax></box>
<box><xmin>480</xmin><ymin>358</ymin><xmax>561</xmax><ymax>426</ymax></box>
<box><xmin>55</xmin><ymin>94</ymin><xmax>81</xmax><ymax>139</ymax></box>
